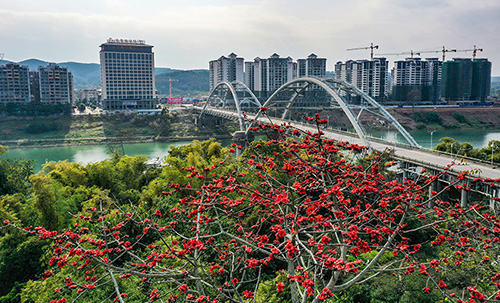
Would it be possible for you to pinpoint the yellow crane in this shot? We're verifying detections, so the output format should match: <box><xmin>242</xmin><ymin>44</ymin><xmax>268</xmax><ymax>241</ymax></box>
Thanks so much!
<box><xmin>455</xmin><ymin>45</ymin><xmax>483</xmax><ymax>60</ymax></box>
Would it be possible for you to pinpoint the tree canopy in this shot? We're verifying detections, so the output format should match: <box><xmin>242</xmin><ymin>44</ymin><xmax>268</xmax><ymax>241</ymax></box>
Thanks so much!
<box><xmin>1</xmin><ymin>119</ymin><xmax>500</xmax><ymax>303</ymax></box>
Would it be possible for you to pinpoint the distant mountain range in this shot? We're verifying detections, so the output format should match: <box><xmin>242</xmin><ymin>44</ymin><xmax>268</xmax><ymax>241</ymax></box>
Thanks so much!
<box><xmin>0</xmin><ymin>59</ymin><xmax>208</xmax><ymax>92</ymax></box>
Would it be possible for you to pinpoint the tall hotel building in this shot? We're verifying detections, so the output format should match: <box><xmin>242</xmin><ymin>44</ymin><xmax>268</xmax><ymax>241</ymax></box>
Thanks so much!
<box><xmin>0</xmin><ymin>63</ymin><xmax>31</xmax><ymax>103</ymax></box>
<box><xmin>209</xmin><ymin>53</ymin><xmax>244</xmax><ymax>91</ymax></box>
<box><xmin>100</xmin><ymin>39</ymin><xmax>157</xmax><ymax>110</ymax></box>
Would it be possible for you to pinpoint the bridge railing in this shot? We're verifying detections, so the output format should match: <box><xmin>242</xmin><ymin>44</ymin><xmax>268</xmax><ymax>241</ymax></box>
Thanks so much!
<box><xmin>429</xmin><ymin>149</ymin><xmax>499</xmax><ymax>168</ymax></box>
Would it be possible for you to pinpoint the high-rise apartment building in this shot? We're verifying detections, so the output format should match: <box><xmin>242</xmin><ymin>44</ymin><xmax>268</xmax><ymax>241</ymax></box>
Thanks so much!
<box><xmin>209</xmin><ymin>53</ymin><xmax>244</xmax><ymax>91</ymax></box>
<box><xmin>471</xmin><ymin>59</ymin><xmax>492</xmax><ymax>102</ymax></box>
<box><xmin>266</xmin><ymin>53</ymin><xmax>296</xmax><ymax>93</ymax></box>
<box><xmin>100</xmin><ymin>38</ymin><xmax>157</xmax><ymax>110</ymax></box>
<box><xmin>427</xmin><ymin>58</ymin><xmax>442</xmax><ymax>102</ymax></box>
<box><xmin>244</xmin><ymin>57</ymin><xmax>265</xmax><ymax>98</ymax></box>
<box><xmin>335</xmin><ymin>58</ymin><xmax>388</xmax><ymax>101</ymax></box>
<box><xmin>390</xmin><ymin>58</ymin><xmax>441</xmax><ymax>102</ymax></box>
<box><xmin>0</xmin><ymin>63</ymin><xmax>31</xmax><ymax>103</ymax></box>
<box><xmin>244</xmin><ymin>53</ymin><xmax>297</xmax><ymax>100</ymax></box>
<box><xmin>335</xmin><ymin>60</ymin><xmax>360</xmax><ymax>88</ymax></box>
<box><xmin>38</xmin><ymin>63</ymin><xmax>74</xmax><ymax>104</ymax></box>
<box><xmin>297</xmin><ymin>53</ymin><xmax>326</xmax><ymax>78</ymax></box>
<box><xmin>441</xmin><ymin>58</ymin><xmax>491</xmax><ymax>102</ymax></box>
<box><xmin>296</xmin><ymin>54</ymin><xmax>328</xmax><ymax>107</ymax></box>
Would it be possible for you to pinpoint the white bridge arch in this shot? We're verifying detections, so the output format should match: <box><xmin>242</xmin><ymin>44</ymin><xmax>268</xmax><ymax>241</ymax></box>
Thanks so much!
<box><xmin>199</xmin><ymin>77</ymin><xmax>419</xmax><ymax>148</ymax></box>
<box><xmin>200</xmin><ymin>81</ymin><xmax>262</xmax><ymax>131</ymax></box>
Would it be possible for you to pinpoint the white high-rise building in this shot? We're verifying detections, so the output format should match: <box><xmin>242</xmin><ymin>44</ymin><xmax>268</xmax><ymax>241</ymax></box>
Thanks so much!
<box><xmin>244</xmin><ymin>57</ymin><xmax>265</xmax><ymax>98</ymax></box>
<box><xmin>266</xmin><ymin>53</ymin><xmax>295</xmax><ymax>93</ymax></box>
<box><xmin>209</xmin><ymin>53</ymin><xmax>244</xmax><ymax>91</ymax></box>
<box><xmin>391</xmin><ymin>58</ymin><xmax>442</xmax><ymax>102</ymax></box>
<box><xmin>100</xmin><ymin>38</ymin><xmax>157</xmax><ymax>110</ymax></box>
<box><xmin>334</xmin><ymin>58</ymin><xmax>388</xmax><ymax>101</ymax></box>
<box><xmin>296</xmin><ymin>54</ymin><xmax>329</xmax><ymax>107</ymax></box>
<box><xmin>297</xmin><ymin>53</ymin><xmax>326</xmax><ymax>78</ymax></box>
<box><xmin>244</xmin><ymin>53</ymin><xmax>297</xmax><ymax>99</ymax></box>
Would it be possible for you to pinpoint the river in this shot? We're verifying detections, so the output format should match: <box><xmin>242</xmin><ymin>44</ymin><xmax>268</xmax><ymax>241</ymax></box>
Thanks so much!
<box><xmin>370</xmin><ymin>128</ymin><xmax>500</xmax><ymax>149</ymax></box>
<box><xmin>1</xmin><ymin>142</ymin><xmax>192</xmax><ymax>173</ymax></box>
<box><xmin>1</xmin><ymin>129</ymin><xmax>500</xmax><ymax>173</ymax></box>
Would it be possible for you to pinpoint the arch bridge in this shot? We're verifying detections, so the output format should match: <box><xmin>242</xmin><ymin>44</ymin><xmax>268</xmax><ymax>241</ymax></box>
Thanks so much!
<box><xmin>196</xmin><ymin>78</ymin><xmax>500</xmax><ymax>207</ymax></box>
<box><xmin>198</xmin><ymin>77</ymin><xmax>419</xmax><ymax>149</ymax></box>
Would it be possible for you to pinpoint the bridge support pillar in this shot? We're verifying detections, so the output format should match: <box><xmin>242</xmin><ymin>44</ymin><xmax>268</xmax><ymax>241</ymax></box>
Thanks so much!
<box><xmin>232</xmin><ymin>131</ymin><xmax>254</xmax><ymax>157</ymax></box>
<box><xmin>490</xmin><ymin>187</ymin><xmax>500</xmax><ymax>211</ymax></box>
<box><xmin>461</xmin><ymin>189</ymin><xmax>468</xmax><ymax>208</ymax></box>
<box><xmin>428</xmin><ymin>179</ymin><xmax>439</xmax><ymax>208</ymax></box>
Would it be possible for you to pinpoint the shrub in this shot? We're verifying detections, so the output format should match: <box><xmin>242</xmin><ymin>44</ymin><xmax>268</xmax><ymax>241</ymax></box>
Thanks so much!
<box><xmin>452</xmin><ymin>112</ymin><xmax>467</xmax><ymax>123</ymax></box>
<box><xmin>24</xmin><ymin>122</ymin><xmax>59</xmax><ymax>134</ymax></box>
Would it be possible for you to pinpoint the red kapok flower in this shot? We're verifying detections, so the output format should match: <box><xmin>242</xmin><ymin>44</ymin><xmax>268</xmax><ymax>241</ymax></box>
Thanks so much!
<box><xmin>277</xmin><ymin>282</ymin><xmax>285</xmax><ymax>292</ymax></box>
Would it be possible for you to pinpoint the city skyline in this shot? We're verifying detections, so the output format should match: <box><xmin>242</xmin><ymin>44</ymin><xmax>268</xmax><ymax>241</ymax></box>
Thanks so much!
<box><xmin>1</xmin><ymin>0</ymin><xmax>499</xmax><ymax>74</ymax></box>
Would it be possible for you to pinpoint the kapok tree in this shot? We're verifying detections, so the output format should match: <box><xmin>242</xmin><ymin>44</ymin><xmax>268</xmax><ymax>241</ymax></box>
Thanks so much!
<box><xmin>8</xmin><ymin>114</ymin><xmax>500</xmax><ymax>303</ymax></box>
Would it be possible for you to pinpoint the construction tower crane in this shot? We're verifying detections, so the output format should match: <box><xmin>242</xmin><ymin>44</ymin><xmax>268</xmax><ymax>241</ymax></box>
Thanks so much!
<box><xmin>376</xmin><ymin>50</ymin><xmax>421</xmax><ymax>58</ymax></box>
<box><xmin>169</xmin><ymin>78</ymin><xmax>178</xmax><ymax>99</ymax></box>
<box><xmin>455</xmin><ymin>45</ymin><xmax>483</xmax><ymax>59</ymax></box>
<box><xmin>440</xmin><ymin>46</ymin><xmax>457</xmax><ymax>61</ymax></box>
<box><xmin>385</xmin><ymin>47</ymin><xmax>456</xmax><ymax>61</ymax></box>
<box><xmin>375</xmin><ymin>45</ymin><xmax>484</xmax><ymax>62</ymax></box>
<box><xmin>415</xmin><ymin>46</ymin><xmax>483</xmax><ymax>61</ymax></box>
<box><xmin>346</xmin><ymin>43</ymin><xmax>379</xmax><ymax>60</ymax></box>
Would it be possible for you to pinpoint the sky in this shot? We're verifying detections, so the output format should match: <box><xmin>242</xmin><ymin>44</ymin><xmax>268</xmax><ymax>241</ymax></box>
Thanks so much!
<box><xmin>1</xmin><ymin>0</ymin><xmax>499</xmax><ymax>74</ymax></box>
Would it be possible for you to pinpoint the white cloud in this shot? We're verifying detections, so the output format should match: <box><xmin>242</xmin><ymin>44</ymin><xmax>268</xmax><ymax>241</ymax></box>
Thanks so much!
<box><xmin>0</xmin><ymin>0</ymin><xmax>498</xmax><ymax>73</ymax></box>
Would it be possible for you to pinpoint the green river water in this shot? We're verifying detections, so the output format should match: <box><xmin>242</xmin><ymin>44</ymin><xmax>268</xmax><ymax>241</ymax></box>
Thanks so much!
<box><xmin>1</xmin><ymin>129</ymin><xmax>500</xmax><ymax>173</ymax></box>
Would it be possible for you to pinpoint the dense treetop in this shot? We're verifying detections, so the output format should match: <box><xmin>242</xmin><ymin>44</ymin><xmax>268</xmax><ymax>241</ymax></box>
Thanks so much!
<box><xmin>1</xmin><ymin>117</ymin><xmax>500</xmax><ymax>302</ymax></box>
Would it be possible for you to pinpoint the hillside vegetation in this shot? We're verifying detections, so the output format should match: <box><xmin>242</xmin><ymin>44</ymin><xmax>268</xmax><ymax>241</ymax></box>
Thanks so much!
<box><xmin>155</xmin><ymin>70</ymin><xmax>209</xmax><ymax>97</ymax></box>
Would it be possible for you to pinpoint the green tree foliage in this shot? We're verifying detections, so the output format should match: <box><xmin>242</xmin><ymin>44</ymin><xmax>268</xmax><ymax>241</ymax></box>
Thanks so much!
<box><xmin>30</xmin><ymin>174</ymin><xmax>60</xmax><ymax>230</ymax></box>
<box><xmin>155</xmin><ymin>70</ymin><xmax>209</xmax><ymax>97</ymax></box>
<box><xmin>24</xmin><ymin>121</ymin><xmax>60</xmax><ymax>134</ymax></box>
<box><xmin>452</xmin><ymin>112</ymin><xmax>467</xmax><ymax>123</ymax></box>
<box><xmin>141</xmin><ymin>138</ymin><xmax>234</xmax><ymax>204</ymax></box>
<box><xmin>0</xmin><ymin>235</ymin><xmax>46</xmax><ymax>299</ymax></box>
<box><xmin>0</xmin><ymin>102</ymin><xmax>72</xmax><ymax>116</ymax></box>
<box><xmin>433</xmin><ymin>138</ymin><xmax>500</xmax><ymax>163</ymax></box>
<box><xmin>412</xmin><ymin>111</ymin><xmax>442</xmax><ymax>125</ymax></box>
<box><xmin>1</xmin><ymin>135</ymin><xmax>499</xmax><ymax>302</ymax></box>
<box><xmin>0</xmin><ymin>147</ymin><xmax>33</xmax><ymax>196</ymax></box>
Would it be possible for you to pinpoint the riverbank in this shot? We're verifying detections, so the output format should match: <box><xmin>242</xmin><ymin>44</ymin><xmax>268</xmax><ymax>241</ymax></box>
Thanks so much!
<box><xmin>0</xmin><ymin>110</ymin><xmax>237</xmax><ymax>149</ymax></box>
<box><xmin>317</xmin><ymin>105</ymin><xmax>500</xmax><ymax>131</ymax></box>
<box><xmin>2</xmin><ymin>106</ymin><xmax>500</xmax><ymax>149</ymax></box>
<box><xmin>0</xmin><ymin>135</ymin><xmax>233</xmax><ymax>149</ymax></box>
<box><xmin>386</xmin><ymin>106</ymin><xmax>500</xmax><ymax>130</ymax></box>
